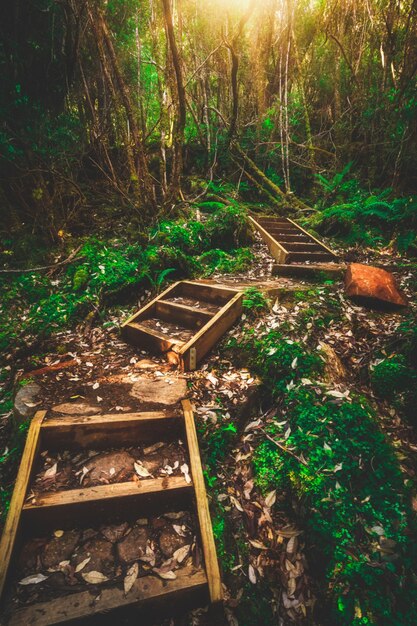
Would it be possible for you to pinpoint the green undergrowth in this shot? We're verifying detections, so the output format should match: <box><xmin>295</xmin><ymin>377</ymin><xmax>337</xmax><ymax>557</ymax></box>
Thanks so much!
<box><xmin>0</xmin><ymin>205</ymin><xmax>251</xmax><ymax>359</ymax></box>
<box><xmin>370</xmin><ymin>314</ymin><xmax>417</xmax><ymax>425</ymax></box>
<box><xmin>305</xmin><ymin>169</ymin><xmax>417</xmax><ymax>253</ymax></box>
<box><xmin>231</xmin><ymin>326</ymin><xmax>417</xmax><ymax>625</ymax></box>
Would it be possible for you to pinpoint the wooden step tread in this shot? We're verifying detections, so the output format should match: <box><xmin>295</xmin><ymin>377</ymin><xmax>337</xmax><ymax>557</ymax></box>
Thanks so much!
<box><xmin>156</xmin><ymin>299</ymin><xmax>213</xmax><ymax>328</ymax></box>
<box><xmin>8</xmin><ymin>565</ymin><xmax>208</xmax><ymax>626</ymax></box>
<box><xmin>23</xmin><ymin>476</ymin><xmax>192</xmax><ymax>514</ymax></box>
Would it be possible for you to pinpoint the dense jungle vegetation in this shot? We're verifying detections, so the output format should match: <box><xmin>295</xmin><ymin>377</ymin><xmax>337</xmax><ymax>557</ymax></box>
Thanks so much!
<box><xmin>1</xmin><ymin>1</ymin><xmax>417</xmax><ymax>625</ymax></box>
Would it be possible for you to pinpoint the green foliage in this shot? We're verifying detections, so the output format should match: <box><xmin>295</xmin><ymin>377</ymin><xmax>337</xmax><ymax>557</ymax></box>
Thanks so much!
<box><xmin>309</xmin><ymin>178</ymin><xmax>417</xmax><ymax>253</ymax></box>
<box><xmin>234</xmin><ymin>326</ymin><xmax>417</xmax><ymax>625</ymax></box>
<box><xmin>371</xmin><ymin>356</ymin><xmax>414</xmax><ymax>400</ymax></box>
<box><xmin>199</xmin><ymin>248</ymin><xmax>253</xmax><ymax>275</ymax></box>
<box><xmin>242</xmin><ymin>287</ymin><xmax>271</xmax><ymax>317</ymax></box>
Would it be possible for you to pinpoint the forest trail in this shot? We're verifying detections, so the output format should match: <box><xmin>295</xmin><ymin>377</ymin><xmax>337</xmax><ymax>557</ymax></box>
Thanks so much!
<box><xmin>0</xmin><ymin>226</ymin><xmax>415</xmax><ymax>626</ymax></box>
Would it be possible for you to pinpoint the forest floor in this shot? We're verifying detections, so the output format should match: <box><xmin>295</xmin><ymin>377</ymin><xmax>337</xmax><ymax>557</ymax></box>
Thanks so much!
<box><xmin>2</xmin><ymin>230</ymin><xmax>416</xmax><ymax>625</ymax></box>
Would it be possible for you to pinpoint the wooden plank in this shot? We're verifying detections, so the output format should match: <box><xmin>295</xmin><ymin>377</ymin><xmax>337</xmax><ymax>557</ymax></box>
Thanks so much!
<box><xmin>22</xmin><ymin>477</ymin><xmax>193</xmax><ymax>532</ymax></box>
<box><xmin>180</xmin><ymin>291</ymin><xmax>243</xmax><ymax>370</ymax></box>
<box><xmin>286</xmin><ymin>251</ymin><xmax>334</xmax><ymax>263</ymax></box>
<box><xmin>287</xmin><ymin>217</ymin><xmax>338</xmax><ymax>258</ymax></box>
<box><xmin>8</xmin><ymin>565</ymin><xmax>208</xmax><ymax>626</ymax></box>
<box><xmin>182</xmin><ymin>400</ymin><xmax>222</xmax><ymax>604</ymax></box>
<box><xmin>122</xmin><ymin>321</ymin><xmax>185</xmax><ymax>353</ymax></box>
<box><xmin>156</xmin><ymin>300</ymin><xmax>213</xmax><ymax>329</ymax></box>
<box><xmin>121</xmin><ymin>282</ymin><xmax>180</xmax><ymax>328</ymax></box>
<box><xmin>249</xmin><ymin>216</ymin><xmax>288</xmax><ymax>264</ymax></box>
<box><xmin>40</xmin><ymin>411</ymin><xmax>180</xmax><ymax>449</ymax></box>
<box><xmin>272</xmin><ymin>263</ymin><xmax>346</xmax><ymax>278</ymax></box>
<box><xmin>0</xmin><ymin>411</ymin><xmax>46</xmax><ymax>600</ymax></box>
<box><xmin>179</xmin><ymin>281</ymin><xmax>234</xmax><ymax>305</ymax></box>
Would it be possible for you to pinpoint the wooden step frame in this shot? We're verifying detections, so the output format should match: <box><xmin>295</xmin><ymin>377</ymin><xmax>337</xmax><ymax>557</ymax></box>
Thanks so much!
<box><xmin>122</xmin><ymin>281</ymin><xmax>243</xmax><ymax>371</ymax></box>
<box><xmin>249</xmin><ymin>215</ymin><xmax>338</xmax><ymax>265</ymax></box>
<box><xmin>0</xmin><ymin>405</ymin><xmax>222</xmax><ymax>624</ymax></box>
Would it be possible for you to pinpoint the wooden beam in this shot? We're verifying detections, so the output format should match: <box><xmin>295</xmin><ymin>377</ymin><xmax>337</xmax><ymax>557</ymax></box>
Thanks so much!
<box><xmin>179</xmin><ymin>281</ymin><xmax>234</xmax><ymax>305</ymax></box>
<box><xmin>180</xmin><ymin>291</ymin><xmax>243</xmax><ymax>371</ymax></box>
<box><xmin>122</xmin><ymin>322</ymin><xmax>185</xmax><ymax>353</ymax></box>
<box><xmin>22</xmin><ymin>477</ymin><xmax>193</xmax><ymax>532</ymax></box>
<box><xmin>156</xmin><ymin>300</ymin><xmax>213</xmax><ymax>329</ymax></box>
<box><xmin>0</xmin><ymin>411</ymin><xmax>46</xmax><ymax>600</ymax></box>
<box><xmin>121</xmin><ymin>282</ymin><xmax>179</xmax><ymax>328</ymax></box>
<box><xmin>182</xmin><ymin>400</ymin><xmax>222</xmax><ymax>604</ymax></box>
<box><xmin>248</xmin><ymin>216</ymin><xmax>288</xmax><ymax>264</ymax></box>
<box><xmin>8</xmin><ymin>565</ymin><xmax>208</xmax><ymax>626</ymax></box>
<box><xmin>40</xmin><ymin>411</ymin><xmax>180</xmax><ymax>449</ymax></box>
<box><xmin>287</xmin><ymin>217</ymin><xmax>338</xmax><ymax>258</ymax></box>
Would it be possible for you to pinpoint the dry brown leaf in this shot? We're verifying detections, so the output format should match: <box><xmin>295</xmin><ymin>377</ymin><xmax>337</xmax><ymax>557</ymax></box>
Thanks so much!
<box><xmin>124</xmin><ymin>563</ymin><xmax>138</xmax><ymax>595</ymax></box>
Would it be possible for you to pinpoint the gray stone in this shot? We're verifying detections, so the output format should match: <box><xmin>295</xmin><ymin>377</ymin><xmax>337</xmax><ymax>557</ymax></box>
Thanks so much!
<box><xmin>42</xmin><ymin>530</ymin><xmax>80</xmax><ymax>570</ymax></box>
<box><xmin>159</xmin><ymin>526</ymin><xmax>188</xmax><ymax>558</ymax></box>
<box><xmin>52</xmin><ymin>402</ymin><xmax>101</xmax><ymax>415</ymax></box>
<box><xmin>117</xmin><ymin>527</ymin><xmax>149</xmax><ymax>564</ymax></box>
<box><xmin>82</xmin><ymin>450</ymin><xmax>135</xmax><ymax>486</ymax></box>
<box><xmin>129</xmin><ymin>376</ymin><xmax>187</xmax><ymax>405</ymax></box>
<box><xmin>14</xmin><ymin>382</ymin><xmax>42</xmax><ymax>423</ymax></box>
<box><xmin>73</xmin><ymin>538</ymin><xmax>115</xmax><ymax>576</ymax></box>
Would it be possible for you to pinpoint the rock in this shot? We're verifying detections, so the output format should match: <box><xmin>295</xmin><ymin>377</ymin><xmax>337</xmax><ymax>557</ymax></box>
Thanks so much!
<box><xmin>344</xmin><ymin>264</ymin><xmax>408</xmax><ymax>307</ymax></box>
<box><xmin>319</xmin><ymin>343</ymin><xmax>346</xmax><ymax>382</ymax></box>
<box><xmin>73</xmin><ymin>538</ymin><xmax>115</xmax><ymax>576</ymax></box>
<box><xmin>100</xmin><ymin>523</ymin><xmax>130</xmax><ymax>543</ymax></box>
<box><xmin>134</xmin><ymin>359</ymin><xmax>162</xmax><ymax>370</ymax></box>
<box><xmin>52</xmin><ymin>402</ymin><xmax>101</xmax><ymax>415</ymax></box>
<box><xmin>18</xmin><ymin>538</ymin><xmax>46</xmax><ymax>574</ymax></box>
<box><xmin>117</xmin><ymin>527</ymin><xmax>149</xmax><ymax>564</ymax></box>
<box><xmin>82</xmin><ymin>451</ymin><xmax>135</xmax><ymax>486</ymax></box>
<box><xmin>158</xmin><ymin>526</ymin><xmax>188</xmax><ymax>558</ymax></box>
<box><xmin>129</xmin><ymin>376</ymin><xmax>188</xmax><ymax>405</ymax></box>
<box><xmin>14</xmin><ymin>382</ymin><xmax>42</xmax><ymax>423</ymax></box>
<box><xmin>42</xmin><ymin>530</ymin><xmax>80</xmax><ymax>570</ymax></box>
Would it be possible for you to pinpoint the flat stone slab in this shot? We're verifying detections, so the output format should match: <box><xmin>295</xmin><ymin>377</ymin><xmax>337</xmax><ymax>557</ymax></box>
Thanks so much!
<box><xmin>52</xmin><ymin>402</ymin><xmax>101</xmax><ymax>415</ymax></box>
<box><xmin>117</xmin><ymin>527</ymin><xmax>149</xmax><ymax>564</ymax></box>
<box><xmin>42</xmin><ymin>530</ymin><xmax>81</xmax><ymax>570</ymax></box>
<box><xmin>129</xmin><ymin>376</ymin><xmax>188</xmax><ymax>405</ymax></box>
<box><xmin>82</xmin><ymin>451</ymin><xmax>135</xmax><ymax>485</ymax></box>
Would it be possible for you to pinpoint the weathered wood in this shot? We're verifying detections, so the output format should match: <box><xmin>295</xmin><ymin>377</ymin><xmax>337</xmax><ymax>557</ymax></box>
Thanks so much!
<box><xmin>123</xmin><ymin>321</ymin><xmax>185</xmax><ymax>353</ymax></box>
<box><xmin>156</xmin><ymin>300</ymin><xmax>213</xmax><ymax>328</ymax></box>
<box><xmin>287</xmin><ymin>217</ymin><xmax>338</xmax><ymax>258</ymax></box>
<box><xmin>179</xmin><ymin>281</ymin><xmax>233</xmax><ymax>305</ymax></box>
<box><xmin>41</xmin><ymin>411</ymin><xmax>180</xmax><ymax>449</ymax></box>
<box><xmin>180</xmin><ymin>291</ymin><xmax>243</xmax><ymax>371</ymax></box>
<box><xmin>248</xmin><ymin>216</ymin><xmax>288</xmax><ymax>264</ymax></box>
<box><xmin>251</xmin><ymin>215</ymin><xmax>338</xmax><ymax>265</ymax></box>
<box><xmin>8</xmin><ymin>565</ymin><xmax>208</xmax><ymax>626</ymax></box>
<box><xmin>0</xmin><ymin>411</ymin><xmax>46</xmax><ymax>600</ymax></box>
<box><xmin>121</xmin><ymin>281</ymin><xmax>179</xmax><ymax>328</ymax></box>
<box><xmin>22</xmin><ymin>477</ymin><xmax>193</xmax><ymax>533</ymax></box>
<box><xmin>272</xmin><ymin>263</ymin><xmax>346</xmax><ymax>278</ymax></box>
<box><xmin>182</xmin><ymin>400</ymin><xmax>222</xmax><ymax>604</ymax></box>
<box><xmin>286</xmin><ymin>251</ymin><xmax>334</xmax><ymax>263</ymax></box>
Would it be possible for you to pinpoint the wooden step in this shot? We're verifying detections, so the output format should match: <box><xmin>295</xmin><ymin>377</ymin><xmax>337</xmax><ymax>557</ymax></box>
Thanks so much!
<box><xmin>123</xmin><ymin>320</ymin><xmax>187</xmax><ymax>354</ymax></box>
<box><xmin>279</xmin><ymin>242</ymin><xmax>323</xmax><ymax>251</ymax></box>
<box><xmin>8</xmin><ymin>565</ymin><xmax>208</xmax><ymax>626</ymax></box>
<box><xmin>271</xmin><ymin>263</ymin><xmax>346</xmax><ymax>279</ymax></box>
<box><xmin>286</xmin><ymin>251</ymin><xmax>335</xmax><ymax>263</ymax></box>
<box><xmin>0</xmin><ymin>402</ymin><xmax>222</xmax><ymax>623</ymax></box>
<box><xmin>249</xmin><ymin>215</ymin><xmax>338</xmax><ymax>266</ymax></box>
<box><xmin>156</xmin><ymin>299</ymin><xmax>213</xmax><ymax>328</ymax></box>
<box><xmin>122</xmin><ymin>281</ymin><xmax>243</xmax><ymax>371</ymax></box>
<box><xmin>22</xmin><ymin>477</ymin><xmax>193</xmax><ymax>533</ymax></box>
<box><xmin>41</xmin><ymin>410</ymin><xmax>180</xmax><ymax>449</ymax></box>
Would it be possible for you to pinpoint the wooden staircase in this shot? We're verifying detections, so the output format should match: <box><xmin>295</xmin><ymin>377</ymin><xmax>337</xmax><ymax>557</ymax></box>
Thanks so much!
<box><xmin>0</xmin><ymin>401</ymin><xmax>222</xmax><ymax>625</ymax></box>
<box><xmin>249</xmin><ymin>215</ymin><xmax>338</xmax><ymax>264</ymax></box>
<box><xmin>122</xmin><ymin>280</ymin><xmax>243</xmax><ymax>370</ymax></box>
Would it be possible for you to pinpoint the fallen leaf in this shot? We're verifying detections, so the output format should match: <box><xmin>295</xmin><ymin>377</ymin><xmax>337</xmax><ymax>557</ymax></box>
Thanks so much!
<box><xmin>75</xmin><ymin>557</ymin><xmax>91</xmax><ymax>573</ymax></box>
<box><xmin>152</xmin><ymin>568</ymin><xmax>177</xmax><ymax>580</ymax></box>
<box><xmin>124</xmin><ymin>563</ymin><xmax>138</xmax><ymax>594</ymax></box>
<box><xmin>54</xmin><ymin>530</ymin><xmax>64</xmax><ymax>538</ymax></box>
<box><xmin>82</xmin><ymin>571</ymin><xmax>109</xmax><ymax>584</ymax></box>
<box><xmin>248</xmin><ymin>564</ymin><xmax>257</xmax><ymax>584</ymax></box>
<box><xmin>265</xmin><ymin>490</ymin><xmax>276</xmax><ymax>508</ymax></box>
<box><xmin>44</xmin><ymin>463</ymin><xmax>57</xmax><ymax>479</ymax></box>
<box><xmin>134</xmin><ymin>462</ymin><xmax>152</xmax><ymax>478</ymax></box>
<box><xmin>173</xmin><ymin>545</ymin><xmax>190</xmax><ymax>564</ymax></box>
<box><xmin>19</xmin><ymin>573</ymin><xmax>48</xmax><ymax>585</ymax></box>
